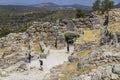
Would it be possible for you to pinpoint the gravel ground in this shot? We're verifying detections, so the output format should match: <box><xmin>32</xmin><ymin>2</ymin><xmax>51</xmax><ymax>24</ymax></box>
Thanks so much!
<box><xmin>0</xmin><ymin>46</ymin><xmax>74</xmax><ymax>80</ymax></box>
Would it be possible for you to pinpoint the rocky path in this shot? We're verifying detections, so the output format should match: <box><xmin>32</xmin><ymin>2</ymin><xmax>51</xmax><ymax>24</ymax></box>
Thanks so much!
<box><xmin>0</xmin><ymin>46</ymin><xmax>74</xmax><ymax>80</ymax></box>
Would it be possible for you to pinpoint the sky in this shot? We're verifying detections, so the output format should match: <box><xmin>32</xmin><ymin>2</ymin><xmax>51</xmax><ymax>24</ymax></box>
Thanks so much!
<box><xmin>0</xmin><ymin>0</ymin><xmax>119</xmax><ymax>6</ymax></box>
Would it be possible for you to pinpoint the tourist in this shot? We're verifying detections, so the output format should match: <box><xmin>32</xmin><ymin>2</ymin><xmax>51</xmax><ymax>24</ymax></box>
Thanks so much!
<box><xmin>25</xmin><ymin>53</ymin><xmax>29</xmax><ymax>63</ymax></box>
<box><xmin>39</xmin><ymin>59</ymin><xmax>43</xmax><ymax>71</ymax></box>
<box><xmin>28</xmin><ymin>53</ymin><xmax>31</xmax><ymax>63</ymax></box>
<box><xmin>67</xmin><ymin>43</ymin><xmax>69</xmax><ymax>52</ymax></box>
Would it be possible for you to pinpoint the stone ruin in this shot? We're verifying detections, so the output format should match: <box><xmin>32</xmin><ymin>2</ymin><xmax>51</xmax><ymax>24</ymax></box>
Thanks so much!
<box><xmin>1</xmin><ymin>9</ymin><xmax>120</xmax><ymax>79</ymax></box>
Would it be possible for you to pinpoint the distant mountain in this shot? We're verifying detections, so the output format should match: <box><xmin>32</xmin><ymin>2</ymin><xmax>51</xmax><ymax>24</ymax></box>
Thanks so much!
<box><xmin>0</xmin><ymin>3</ymin><xmax>92</xmax><ymax>13</ymax></box>
<box><xmin>34</xmin><ymin>2</ymin><xmax>59</xmax><ymax>8</ymax></box>
<box><xmin>33</xmin><ymin>2</ymin><xmax>61</xmax><ymax>11</ymax></box>
<box><xmin>115</xmin><ymin>3</ymin><xmax>120</xmax><ymax>8</ymax></box>
<box><xmin>33</xmin><ymin>2</ymin><xmax>92</xmax><ymax>11</ymax></box>
<box><xmin>0</xmin><ymin>5</ymin><xmax>42</xmax><ymax>13</ymax></box>
<box><xmin>63</xmin><ymin>4</ymin><xmax>92</xmax><ymax>11</ymax></box>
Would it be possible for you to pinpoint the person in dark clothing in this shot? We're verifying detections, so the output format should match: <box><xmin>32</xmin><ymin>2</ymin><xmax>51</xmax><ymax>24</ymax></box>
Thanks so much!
<box><xmin>103</xmin><ymin>15</ymin><xmax>109</xmax><ymax>26</ymax></box>
<box><xmin>25</xmin><ymin>53</ymin><xmax>31</xmax><ymax>63</ymax></box>
<box><xmin>67</xmin><ymin>42</ymin><xmax>69</xmax><ymax>52</ymax></box>
<box><xmin>39</xmin><ymin>59</ymin><xmax>43</xmax><ymax>70</ymax></box>
<box><xmin>28</xmin><ymin>53</ymin><xmax>31</xmax><ymax>63</ymax></box>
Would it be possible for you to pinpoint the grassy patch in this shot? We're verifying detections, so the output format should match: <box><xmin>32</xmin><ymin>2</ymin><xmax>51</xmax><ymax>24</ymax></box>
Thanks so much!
<box><xmin>55</xmin><ymin>62</ymin><xmax>97</xmax><ymax>80</ymax></box>
<box><xmin>81</xmin><ymin>29</ymin><xmax>101</xmax><ymax>42</ymax></box>
<box><xmin>59</xmin><ymin>62</ymin><xmax>77</xmax><ymax>80</ymax></box>
<box><xmin>76</xmin><ymin>29</ymin><xmax>101</xmax><ymax>44</ymax></box>
<box><xmin>77</xmin><ymin>49</ymin><xmax>91</xmax><ymax>58</ymax></box>
<box><xmin>34</xmin><ymin>44</ymin><xmax>41</xmax><ymax>53</ymax></box>
<box><xmin>76</xmin><ymin>64</ymin><xmax>97</xmax><ymax>75</ymax></box>
<box><xmin>108</xmin><ymin>22</ymin><xmax>120</xmax><ymax>33</ymax></box>
<box><xmin>0</xmin><ymin>48</ymin><xmax>5</xmax><ymax>52</ymax></box>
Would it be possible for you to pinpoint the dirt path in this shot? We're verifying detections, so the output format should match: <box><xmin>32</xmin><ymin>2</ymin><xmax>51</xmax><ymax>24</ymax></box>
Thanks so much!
<box><xmin>1</xmin><ymin>46</ymin><xmax>74</xmax><ymax>80</ymax></box>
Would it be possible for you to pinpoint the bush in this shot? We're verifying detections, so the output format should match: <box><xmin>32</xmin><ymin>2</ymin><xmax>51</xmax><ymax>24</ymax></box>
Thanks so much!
<box><xmin>76</xmin><ymin>9</ymin><xmax>86</xmax><ymax>18</ymax></box>
<box><xmin>18</xmin><ymin>26</ymin><xmax>27</xmax><ymax>32</ymax></box>
<box><xmin>92</xmin><ymin>0</ymin><xmax>101</xmax><ymax>11</ymax></box>
<box><xmin>0</xmin><ymin>27</ymin><xmax>11</xmax><ymax>37</ymax></box>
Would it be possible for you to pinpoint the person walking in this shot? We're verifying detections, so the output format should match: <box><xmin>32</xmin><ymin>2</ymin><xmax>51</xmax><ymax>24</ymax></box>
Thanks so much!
<box><xmin>25</xmin><ymin>53</ymin><xmax>31</xmax><ymax>63</ymax></box>
<box><xmin>67</xmin><ymin>43</ymin><xmax>69</xmax><ymax>53</ymax></box>
<box><xmin>28</xmin><ymin>53</ymin><xmax>32</xmax><ymax>63</ymax></box>
<box><xmin>39</xmin><ymin>59</ymin><xmax>43</xmax><ymax>71</ymax></box>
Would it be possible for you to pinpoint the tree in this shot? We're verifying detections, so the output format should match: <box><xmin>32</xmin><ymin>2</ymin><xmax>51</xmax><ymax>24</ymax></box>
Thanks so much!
<box><xmin>76</xmin><ymin>9</ymin><xmax>86</xmax><ymax>18</ymax></box>
<box><xmin>101</xmin><ymin>0</ymin><xmax>114</xmax><ymax>13</ymax></box>
<box><xmin>92</xmin><ymin>0</ymin><xmax>114</xmax><ymax>13</ymax></box>
<box><xmin>92</xmin><ymin>0</ymin><xmax>101</xmax><ymax>11</ymax></box>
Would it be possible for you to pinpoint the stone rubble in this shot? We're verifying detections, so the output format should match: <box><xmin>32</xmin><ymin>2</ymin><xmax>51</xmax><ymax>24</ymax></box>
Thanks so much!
<box><xmin>1</xmin><ymin>8</ymin><xmax>120</xmax><ymax>80</ymax></box>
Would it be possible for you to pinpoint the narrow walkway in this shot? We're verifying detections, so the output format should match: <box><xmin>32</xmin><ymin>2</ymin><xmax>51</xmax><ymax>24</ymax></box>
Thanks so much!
<box><xmin>1</xmin><ymin>46</ymin><xmax>74</xmax><ymax>80</ymax></box>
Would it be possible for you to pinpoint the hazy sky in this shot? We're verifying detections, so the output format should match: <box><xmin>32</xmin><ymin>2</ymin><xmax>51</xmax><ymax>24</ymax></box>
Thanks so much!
<box><xmin>0</xmin><ymin>0</ymin><xmax>119</xmax><ymax>6</ymax></box>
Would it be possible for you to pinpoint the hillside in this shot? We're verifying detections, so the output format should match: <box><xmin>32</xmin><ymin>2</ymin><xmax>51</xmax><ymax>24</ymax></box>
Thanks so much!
<box><xmin>0</xmin><ymin>10</ymin><xmax>77</xmax><ymax>37</ymax></box>
<box><xmin>0</xmin><ymin>8</ymin><xmax>120</xmax><ymax>80</ymax></box>
<box><xmin>0</xmin><ymin>5</ymin><xmax>42</xmax><ymax>13</ymax></box>
<box><xmin>0</xmin><ymin>3</ymin><xmax>91</xmax><ymax>36</ymax></box>
<box><xmin>33</xmin><ymin>2</ymin><xmax>92</xmax><ymax>11</ymax></box>
<box><xmin>0</xmin><ymin>3</ymin><xmax>92</xmax><ymax>13</ymax></box>
<box><xmin>1</xmin><ymin>2</ymin><xmax>120</xmax><ymax>13</ymax></box>
<box><xmin>0</xmin><ymin>11</ymin><xmax>54</xmax><ymax>35</ymax></box>
<box><xmin>115</xmin><ymin>3</ymin><xmax>120</xmax><ymax>8</ymax></box>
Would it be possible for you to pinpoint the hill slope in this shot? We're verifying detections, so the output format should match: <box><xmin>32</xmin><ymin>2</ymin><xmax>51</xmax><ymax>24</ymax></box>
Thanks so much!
<box><xmin>33</xmin><ymin>2</ymin><xmax>92</xmax><ymax>11</ymax></box>
<box><xmin>115</xmin><ymin>3</ymin><xmax>120</xmax><ymax>8</ymax></box>
<box><xmin>0</xmin><ymin>5</ymin><xmax>42</xmax><ymax>13</ymax></box>
<box><xmin>0</xmin><ymin>3</ymin><xmax>92</xmax><ymax>13</ymax></box>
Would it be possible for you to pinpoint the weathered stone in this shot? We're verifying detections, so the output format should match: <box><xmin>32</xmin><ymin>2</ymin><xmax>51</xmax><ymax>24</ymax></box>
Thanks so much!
<box><xmin>78</xmin><ymin>75</ymin><xmax>91</xmax><ymax>80</ymax></box>
<box><xmin>91</xmin><ymin>73</ymin><xmax>101</xmax><ymax>80</ymax></box>
<box><xmin>112</xmin><ymin>64</ymin><xmax>120</xmax><ymax>74</ymax></box>
<box><xmin>17</xmin><ymin>63</ymin><xmax>27</xmax><ymax>72</ymax></box>
<box><xmin>0</xmin><ymin>52</ymin><xmax>4</xmax><ymax>59</ymax></box>
<box><xmin>68</xmin><ymin>56</ymin><xmax>79</xmax><ymax>62</ymax></box>
<box><xmin>40</xmin><ymin>54</ymin><xmax>47</xmax><ymax>59</ymax></box>
<box><xmin>0</xmin><ymin>70</ymin><xmax>8</xmax><ymax>77</ymax></box>
<box><xmin>111</xmin><ymin>73</ymin><xmax>119</xmax><ymax>80</ymax></box>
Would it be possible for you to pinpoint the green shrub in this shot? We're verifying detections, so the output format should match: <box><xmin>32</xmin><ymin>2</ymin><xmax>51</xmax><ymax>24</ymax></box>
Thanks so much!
<box><xmin>18</xmin><ymin>27</ymin><xmax>27</xmax><ymax>32</ymax></box>
<box><xmin>0</xmin><ymin>27</ymin><xmax>11</xmax><ymax>37</ymax></box>
<box><xmin>76</xmin><ymin>9</ymin><xmax>86</xmax><ymax>18</ymax></box>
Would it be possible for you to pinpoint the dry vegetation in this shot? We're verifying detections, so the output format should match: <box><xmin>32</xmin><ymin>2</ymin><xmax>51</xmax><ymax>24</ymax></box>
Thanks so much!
<box><xmin>77</xmin><ymin>49</ymin><xmax>92</xmax><ymax>58</ymax></box>
<box><xmin>108</xmin><ymin>21</ymin><xmax>120</xmax><ymax>33</ymax></box>
<box><xmin>34</xmin><ymin>44</ymin><xmax>41</xmax><ymax>53</ymax></box>
<box><xmin>59</xmin><ymin>62</ymin><xmax>78</xmax><ymax>80</ymax></box>
<box><xmin>77</xmin><ymin>29</ymin><xmax>101</xmax><ymax>44</ymax></box>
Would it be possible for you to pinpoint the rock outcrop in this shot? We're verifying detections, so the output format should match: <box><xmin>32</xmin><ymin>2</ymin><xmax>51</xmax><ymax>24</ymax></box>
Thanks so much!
<box><xmin>1</xmin><ymin>8</ymin><xmax>120</xmax><ymax>80</ymax></box>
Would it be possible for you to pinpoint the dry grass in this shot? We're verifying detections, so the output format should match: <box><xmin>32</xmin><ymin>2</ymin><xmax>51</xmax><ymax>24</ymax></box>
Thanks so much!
<box><xmin>108</xmin><ymin>22</ymin><xmax>120</xmax><ymax>33</ymax></box>
<box><xmin>24</xmin><ymin>43</ymin><xmax>29</xmax><ymax>49</ymax></box>
<box><xmin>76</xmin><ymin>29</ymin><xmax>101</xmax><ymax>44</ymax></box>
<box><xmin>101</xmin><ymin>44</ymin><xmax>119</xmax><ymax>52</ymax></box>
<box><xmin>77</xmin><ymin>49</ymin><xmax>91</xmax><ymax>58</ymax></box>
<box><xmin>34</xmin><ymin>44</ymin><xmax>41</xmax><ymax>53</ymax></box>
<box><xmin>55</xmin><ymin>62</ymin><xmax>97</xmax><ymax>80</ymax></box>
<box><xmin>59</xmin><ymin>62</ymin><xmax>77</xmax><ymax>80</ymax></box>
<box><xmin>0</xmin><ymin>48</ymin><xmax>5</xmax><ymax>52</ymax></box>
<box><xmin>76</xmin><ymin>64</ymin><xmax>97</xmax><ymax>75</ymax></box>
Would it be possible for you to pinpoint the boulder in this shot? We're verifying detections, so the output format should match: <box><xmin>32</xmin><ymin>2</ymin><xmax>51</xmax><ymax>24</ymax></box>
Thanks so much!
<box><xmin>0</xmin><ymin>52</ymin><xmax>4</xmax><ymax>59</ymax></box>
<box><xmin>17</xmin><ymin>63</ymin><xmax>27</xmax><ymax>72</ymax></box>
<box><xmin>78</xmin><ymin>75</ymin><xmax>91</xmax><ymax>80</ymax></box>
<box><xmin>112</xmin><ymin>64</ymin><xmax>120</xmax><ymax>74</ymax></box>
<box><xmin>68</xmin><ymin>56</ymin><xmax>79</xmax><ymax>62</ymax></box>
<box><xmin>40</xmin><ymin>54</ymin><xmax>47</xmax><ymax>59</ymax></box>
<box><xmin>91</xmin><ymin>73</ymin><xmax>101</xmax><ymax>80</ymax></box>
<box><xmin>111</xmin><ymin>73</ymin><xmax>119</xmax><ymax>80</ymax></box>
<box><xmin>0</xmin><ymin>70</ymin><xmax>8</xmax><ymax>77</ymax></box>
